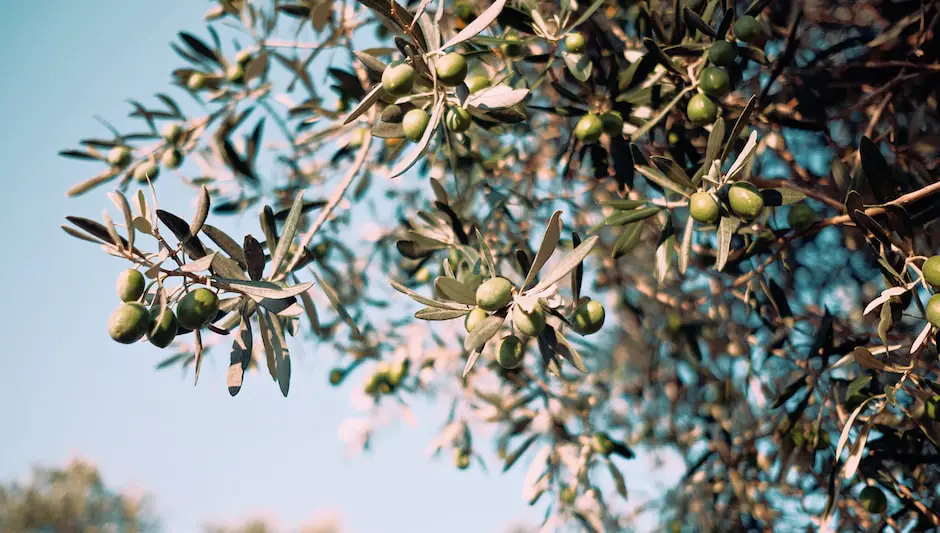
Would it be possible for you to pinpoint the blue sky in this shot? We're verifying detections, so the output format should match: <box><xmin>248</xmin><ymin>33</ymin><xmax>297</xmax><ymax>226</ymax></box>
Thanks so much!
<box><xmin>0</xmin><ymin>3</ymin><xmax>681</xmax><ymax>532</ymax></box>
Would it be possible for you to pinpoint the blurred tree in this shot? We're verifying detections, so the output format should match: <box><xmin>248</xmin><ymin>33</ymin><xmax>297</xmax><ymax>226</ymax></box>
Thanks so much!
<box><xmin>0</xmin><ymin>459</ymin><xmax>159</xmax><ymax>533</ymax></box>
<box><xmin>59</xmin><ymin>0</ymin><xmax>940</xmax><ymax>531</ymax></box>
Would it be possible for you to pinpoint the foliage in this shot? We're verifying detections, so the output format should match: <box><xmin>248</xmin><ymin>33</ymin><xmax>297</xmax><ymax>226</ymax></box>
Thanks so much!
<box><xmin>0</xmin><ymin>459</ymin><xmax>159</xmax><ymax>533</ymax></box>
<box><xmin>59</xmin><ymin>0</ymin><xmax>940</xmax><ymax>531</ymax></box>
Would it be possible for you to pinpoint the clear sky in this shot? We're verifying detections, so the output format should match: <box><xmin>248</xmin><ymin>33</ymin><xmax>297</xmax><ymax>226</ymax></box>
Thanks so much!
<box><xmin>0</xmin><ymin>3</ymin><xmax>679</xmax><ymax>532</ymax></box>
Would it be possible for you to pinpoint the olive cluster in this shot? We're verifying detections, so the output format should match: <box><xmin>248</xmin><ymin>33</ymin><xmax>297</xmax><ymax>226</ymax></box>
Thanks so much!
<box><xmin>380</xmin><ymin>52</ymin><xmax>481</xmax><ymax>141</ymax></box>
<box><xmin>687</xmin><ymin>15</ymin><xmax>762</xmax><ymax>126</ymax></box>
<box><xmin>922</xmin><ymin>256</ymin><xmax>940</xmax><ymax>328</ymax></box>
<box><xmin>107</xmin><ymin>269</ymin><xmax>219</xmax><ymax>349</ymax></box>
<box><xmin>464</xmin><ymin>275</ymin><xmax>606</xmax><ymax>371</ymax></box>
<box><xmin>105</xmin><ymin>121</ymin><xmax>186</xmax><ymax>184</ymax></box>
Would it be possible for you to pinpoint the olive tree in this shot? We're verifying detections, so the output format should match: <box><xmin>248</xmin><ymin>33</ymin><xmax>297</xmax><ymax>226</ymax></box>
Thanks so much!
<box><xmin>60</xmin><ymin>0</ymin><xmax>940</xmax><ymax>530</ymax></box>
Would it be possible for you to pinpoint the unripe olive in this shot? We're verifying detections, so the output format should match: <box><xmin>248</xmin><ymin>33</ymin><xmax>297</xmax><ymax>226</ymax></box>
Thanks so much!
<box><xmin>116</xmin><ymin>269</ymin><xmax>146</xmax><ymax>302</ymax></box>
<box><xmin>107</xmin><ymin>146</ymin><xmax>132</xmax><ymax>167</ymax></box>
<box><xmin>465</xmin><ymin>308</ymin><xmax>488</xmax><ymax>332</ymax></box>
<box><xmin>572</xmin><ymin>299</ymin><xmax>605</xmax><ymax>335</ymax></box>
<box><xmin>591</xmin><ymin>432</ymin><xmax>615</xmax><ymax>455</ymax></box>
<box><xmin>565</xmin><ymin>32</ymin><xmax>586</xmax><ymax>54</ymax></box>
<box><xmin>329</xmin><ymin>368</ymin><xmax>345</xmax><ymax>385</ymax></box>
<box><xmin>176</xmin><ymin>288</ymin><xmax>219</xmax><ymax>330</ymax></box>
<box><xmin>923</xmin><ymin>256</ymin><xmax>940</xmax><ymax>289</ymax></box>
<box><xmin>500</xmin><ymin>36</ymin><xmax>525</xmax><ymax>58</ymax></box>
<box><xmin>465</xmin><ymin>75</ymin><xmax>490</xmax><ymax>94</ymax></box>
<box><xmin>728</xmin><ymin>182</ymin><xmax>764</xmax><ymax>220</ymax></box>
<box><xmin>496</xmin><ymin>335</ymin><xmax>525</xmax><ymax>369</ymax></box>
<box><xmin>733</xmin><ymin>16</ymin><xmax>761</xmax><ymax>43</ymax></box>
<box><xmin>512</xmin><ymin>304</ymin><xmax>546</xmax><ymax>337</ymax></box>
<box><xmin>700</xmin><ymin>67</ymin><xmax>731</xmax><ymax>98</ymax></box>
<box><xmin>414</xmin><ymin>267</ymin><xmax>431</xmax><ymax>284</ymax></box>
<box><xmin>380</xmin><ymin>104</ymin><xmax>404</xmax><ymax>123</ymax></box>
<box><xmin>689</xmin><ymin>191</ymin><xmax>720</xmax><ymax>224</ymax></box>
<box><xmin>859</xmin><ymin>486</ymin><xmax>887</xmax><ymax>514</ymax></box>
<box><xmin>133</xmin><ymin>161</ymin><xmax>159</xmax><ymax>183</ymax></box>
<box><xmin>454</xmin><ymin>1</ymin><xmax>474</xmax><ymax>21</ymax></box>
<box><xmin>108</xmin><ymin>302</ymin><xmax>150</xmax><ymax>344</ymax></box>
<box><xmin>445</xmin><ymin>106</ymin><xmax>472</xmax><ymax>133</ymax></box>
<box><xmin>925</xmin><ymin>395</ymin><xmax>940</xmax><ymax>420</ymax></box>
<box><xmin>162</xmin><ymin>123</ymin><xmax>183</xmax><ymax>144</ymax></box>
<box><xmin>147</xmin><ymin>306</ymin><xmax>178</xmax><ymax>348</ymax></box>
<box><xmin>687</xmin><ymin>93</ymin><xmax>718</xmax><ymax>125</ymax></box>
<box><xmin>926</xmin><ymin>294</ymin><xmax>940</xmax><ymax>327</ymax></box>
<box><xmin>382</xmin><ymin>62</ymin><xmax>416</xmax><ymax>96</ymax></box>
<box><xmin>187</xmin><ymin>72</ymin><xmax>207</xmax><ymax>91</ymax></box>
<box><xmin>435</xmin><ymin>52</ymin><xmax>468</xmax><ymax>87</ymax></box>
<box><xmin>787</xmin><ymin>203</ymin><xmax>816</xmax><ymax>232</ymax></box>
<box><xmin>161</xmin><ymin>148</ymin><xmax>183</xmax><ymax>169</ymax></box>
<box><xmin>708</xmin><ymin>40</ymin><xmax>738</xmax><ymax>67</ymax></box>
<box><xmin>402</xmin><ymin>108</ymin><xmax>430</xmax><ymax>142</ymax></box>
<box><xmin>455</xmin><ymin>449</ymin><xmax>470</xmax><ymax>470</ymax></box>
<box><xmin>226</xmin><ymin>63</ymin><xmax>245</xmax><ymax>84</ymax></box>
<box><xmin>574</xmin><ymin>113</ymin><xmax>603</xmax><ymax>144</ymax></box>
<box><xmin>476</xmin><ymin>277</ymin><xmax>513</xmax><ymax>311</ymax></box>
<box><xmin>600</xmin><ymin>111</ymin><xmax>624</xmax><ymax>136</ymax></box>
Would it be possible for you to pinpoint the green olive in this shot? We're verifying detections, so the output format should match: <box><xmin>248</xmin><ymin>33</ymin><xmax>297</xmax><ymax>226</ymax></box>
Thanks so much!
<box><xmin>445</xmin><ymin>106</ymin><xmax>472</xmax><ymax>133</ymax></box>
<box><xmin>176</xmin><ymin>288</ymin><xmax>219</xmax><ymax>330</ymax></box>
<box><xmin>687</xmin><ymin>93</ymin><xmax>718</xmax><ymax>125</ymax></box>
<box><xmin>728</xmin><ymin>182</ymin><xmax>764</xmax><ymax>220</ymax></box>
<box><xmin>923</xmin><ymin>256</ymin><xmax>940</xmax><ymax>289</ymax></box>
<box><xmin>108</xmin><ymin>303</ymin><xmax>150</xmax><ymax>344</ymax></box>
<box><xmin>107</xmin><ymin>147</ymin><xmax>132</xmax><ymax>167</ymax></box>
<box><xmin>512</xmin><ymin>304</ymin><xmax>546</xmax><ymax>337</ymax></box>
<box><xmin>435</xmin><ymin>53</ymin><xmax>468</xmax><ymax>87</ymax></box>
<box><xmin>475</xmin><ymin>277</ymin><xmax>513</xmax><ymax>311</ymax></box>
<box><xmin>574</xmin><ymin>113</ymin><xmax>603</xmax><ymax>144</ymax></box>
<box><xmin>708</xmin><ymin>41</ymin><xmax>738</xmax><ymax>67</ymax></box>
<box><xmin>402</xmin><ymin>108</ymin><xmax>430</xmax><ymax>142</ymax></box>
<box><xmin>787</xmin><ymin>203</ymin><xmax>816</xmax><ymax>232</ymax></box>
<box><xmin>381</xmin><ymin>62</ymin><xmax>416</xmax><ymax>96</ymax></box>
<box><xmin>926</xmin><ymin>294</ymin><xmax>940</xmax><ymax>327</ymax></box>
<box><xmin>116</xmin><ymin>269</ymin><xmax>146</xmax><ymax>303</ymax></box>
<box><xmin>858</xmin><ymin>486</ymin><xmax>887</xmax><ymax>514</ymax></box>
<box><xmin>689</xmin><ymin>191</ymin><xmax>720</xmax><ymax>224</ymax></box>
<box><xmin>565</xmin><ymin>32</ymin><xmax>586</xmax><ymax>54</ymax></box>
<box><xmin>572</xmin><ymin>299</ymin><xmax>605</xmax><ymax>335</ymax></box>
<box><xmin>465</xmin><ymin>308</ymin><xmax>488</xmax><ymax>332</ymax></box>
<box><xmin>496</xmin><ymin>335</ymin><xmax>525</xmax><ymax>369</ymax></box>
<box><xmin>700</xmin><ymin>67</ymin><xmax>731</xmax><ymax>99</ymax></box>
<box><xmin>733</xmin><ymin>16</ymin><xmax>761</xmax><ymax>43</ymax></box>
<box><xmin>133</xmin><ymin>161</ymin><xmax>159</xmax><ymax>183</ymax></box>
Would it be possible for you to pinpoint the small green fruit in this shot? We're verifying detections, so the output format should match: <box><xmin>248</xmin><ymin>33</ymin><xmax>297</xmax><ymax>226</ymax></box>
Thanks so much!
<box><xmin>108</xmin><ymin>303</ymin><xmax>151</xmax><ymax>344</ymax></box>
<box><xmin>572</xmin><ymin>299</ymin><xmax>605</xmax><ymax>335</ymax></box>
<box><xmin>176</xmin><ymin>288</ymin><xmax>219</xmax><ymax>330</ymax></box>
<box><xmin>700</xmin><ymin>67</ymin><xmax>731</xmax><ymax>99</ymax></box>
<box><xmin>708</xmin><ymin>40</ymin><xmax>738</xmax><ymax>67</ymax></box>
<box><xmin>161</xmin><ymin>148</ymin><xmax>183</xmax><ymax>169</ymax></box>
<box><xmin>476</xmin><ymin>277</ymin><xmax>513</xmax><ymax>311</ymax></box>
<box><xmin>733</xmin><ymin>16</ymin><xmax>761</xmax><ymax>43</ymax></box>
<box><xmin>133</xmin><ymin>161</ymin><xmax>159</xmax><ymax>183</ymax></box>
<box><xmin>402</xmin><ymin>108</ymin><xmax>430</xmax><ymax>142</ymax></box>
<box><xmin>380</xmin><ymin>104</ymin><xmax>404</xmax><ymax>123</ymax></box>
<box><xmin>465</xmin><ymin>75</ymin><xmax>490</xmax><ymax>94</ymax></box>
<box><xmin>382</xmin><ymin>62</ymin><xmax>415</xmax><ymax>96</ymax></box>
<box><xmin>454</xmin><ymin>1</ymin><xmax>474</xmax><ymax>21</ymax></box>
<box><xmin>728</xmin><ymin>182</ymin><xmax>764</xmax><ymax>220</ymax></box>
<box><xmin>600</xmin><ymin>111</ymin><xmax>624</xmax><ymax>136</ymax></box>
<box><xmin>923</xmin><ymin>256</ymin><xmax>940</xmax><ymax>289</ymax></box>
<box><xmin>574</xmin><ymin>113</ymin><xmax>603</xmax><ymax>144</ymax></box>
<box><xmin>162</xmin><ymin>123</ymin><xmax>182</xmax><ymax>144</ymax></box>
<box><xmin>187</xmin><ymin>72</ymin><xmax>207</xmax><ymax>91</ymax></box>
<box><xmin>445</xmin><ymin>106</ymin><xmax>472</xmax><ymax>133</ymax></box>
<box><xmin>858</xmin><ymin>486</ymin><xmax>887</xmax><ymax>514</ymax></box>
<box><xmin>496</xmin><ymin>335</ymin><xmax>525</xmax><ymax>369</ymax></box>
<box><xmin>116</xmin><ymin>269</ymin><xmax>146</xmax><ymax>302</ymax></box>
<box><xmin>455</xmin><ymin>449</ymin><xmax>470</xmax><ymax>470</ymax></box>
<box><xmin>565</xmin><ymin>32</ymin><xmax>586</xmax><ymax>54</ymax></box>
<box><xmin>689</xmin><ymin>191</ymin><xmax>720</xmax><ymax>224</ymax></box>
<box><xmin>925</xmin><ymin>395</ymin><xmax>940</xmax><ymax>420</ymax></box>
<box><xmin>147</xmin><ymin>307</ymin><xmax>178</xmax><ymax>348</ymax></box>
<box><xmin>414</xmin><ymin>267</ymin><xmax>431</xmax><ymax>284</ymax></box>
<box><xmin>787</xmin><ymin>203</ymin><xmax>816</xmax><ymax>232</ymax></box>
<box><xmin>329</xmin><ymin>368</ymin><xmax>344</xmax><ymax>385</ymax></box>
<box><xmin>500</xmin><ymin>36</ymin><xmax>524</xmax><ymax>58</ymax></box>
<box><xmin>926</xmin><ymin>294</ymin><xmax>940</xmax><ymax>327</ymax></box>
<box><xmin>435</xmin><ymin>52</ymin><xmax>468</xmax><ymax>87</ymax></box>
<box><xmin>512</xmin><ymin>304</ymin><xmax>546</xmax><ymax>337</ymax></box>
<box><xmin>226</xmin><ymin>64</ymin><xmax>245</xmax><ymax>84</ymax></box>
<box><xmin>107</xmin><ymin>147</ymin><xmax>132</xmax><ymax>167</ymax></box>
<box><xmin>687</xmin><ymin>93</ymin><xmax>718</xmax><ymax>125</ymax></box>
<box><xmin>465</xmin><ymin>308</ymin><xmax>488</xmax><ymax>332</ymax></box>
<box><xmin>591</xmin><ymin>432</ymin><xmax>615</xmax><ymax>455</ymax></box>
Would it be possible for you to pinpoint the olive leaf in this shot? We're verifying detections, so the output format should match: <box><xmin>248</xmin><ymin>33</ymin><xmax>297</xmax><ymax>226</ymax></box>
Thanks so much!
<box><xmin>190</xmin><ymin>185</ymin><xmax>210</xmax><ymax>237</ymax></box>
<box><xmin>271</xmin><ymin>191</ymin><xmax>305</xmax><ymax>277</ymax></box>
<box><xmin>243</xmin><ymin>235</ymin><xmax>265</xmax><ymax>281</ymax></box>
<box><xmin>716</xmin><ymin>216</ymin><xmax>740</xmax><ymax>271</ymax></box>
<box><xmin>720</xmin><ymin>96</ymin><xmax>757</xmax><ymax>163</ymax></box>
<box><xmin>227</xmin><ymin>317</ymin><xmax>253</xmax><ymax>397</ymax></box>
<box><xmin>636</xmin><ymin>165</ymin><xmax>694</xmax><ymax>196</ymax></box>
<box><xmin>466</xmin><ymin>85</ymin><xmax>530</xmax><ymax>110</ymax></box>
<box><xmin>683</xmin><ymin>7</ymin><xmax>717</xmax><ymax>38</ymax></box>
<box><xmin>772</xmin><ymin>374</ymin><xmax>808</xmax><ymax>408</ymax></box>
<box><xmin>655</xmin><ymin>218</ymin><xmax>675</xmax><ymax>284</ymax></box>
<box><xmin>464</xmin><ymin>314</ymin><xmax>505</xmax><ymax>352</ymax></box>
<box><xmin>202</xmin><ymin>224</ymin><xmax>247</xmax><ymax>268</ymax></box>
<box><xmin>440</xmin><ymin>0</ymin><xmax>507</xmax><ymax>50</ymax></box>
<box><xmin>311</xmin><ymin>271</ymin><xmax>364</xmax><ymax>340</ymax></box>
<box><xmin>522</xmin><ymin>210</ymin><xmax>562</xmax><ymax>290</ymax></box>
<box><xmin>562</xmin><ymin>52</ymin><xmax>592</xmax><ymax>82</ymax></box>
<box><xmin>605</xmin><ymin>206</ymin><xmax>662</xmax><ymax>226</ymax></box>
<box><xmin>651</xmin><ymin>156</ymin><xmax>695</xmax><ymax>191</ymax></box>
<box><xmin>678</xmin><ymin>214</ymin><xmax>694</xmax><ymax>274</ymax></box>
<box><xmin>389</xmin><ymin>278</ymin><xmax>473</xmax><ymax>310</ymax></box>
<box><xmin>529</xmin><ymin>235</ymin><xmax>599</xmax><ymax>294</ymax></box>
<box><xmin>415</xmin><ymin>307</ymin><xmax>469</xmax><ymax>320</ymax></box>
<box><xmin>502</xmin><ymin>434</ymin><xmax>539</xmax><ymax>473</ymax></box>
<box><xmin>216</xmin><ymin>278</ymin><xmax>315</xmax><ymax>299</ymax></box>
<box><xmin>343</xmin><ymin>83</ymin><xmax>385</xmax><ymax>126</ymax></box>
<box><xmin>434</xmin><ymin>277</ymin><xmax>477</xmax><ymax>305</ymax></box>
<box><xmin>107</xmin><ymin>191</ymin><xmax>135</xmax><ymax>251</ymax></box>
<box><xmin>612</xmin><ymin>222</ymin><xmax>644</xmax><ymax>258</ymax></box>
